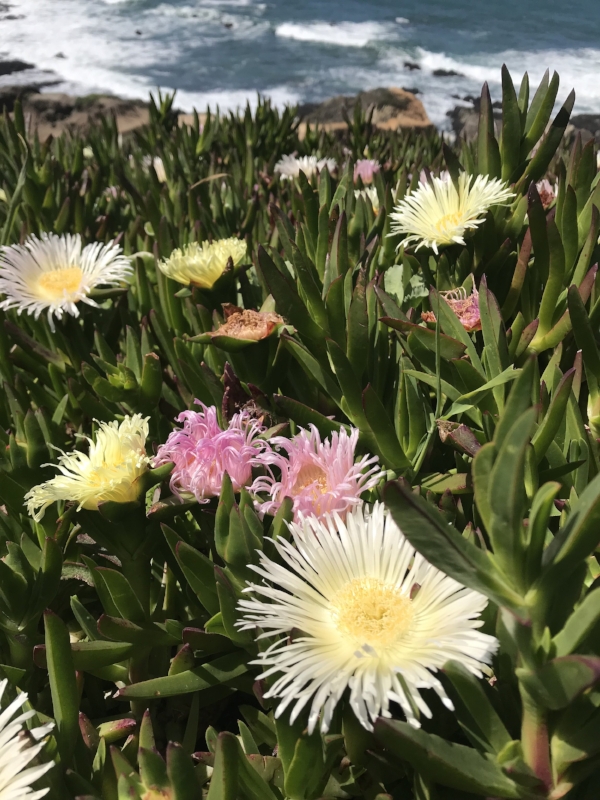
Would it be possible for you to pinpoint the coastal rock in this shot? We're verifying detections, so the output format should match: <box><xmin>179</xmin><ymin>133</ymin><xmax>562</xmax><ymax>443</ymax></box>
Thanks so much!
<box><xmin>447</xmin><ymin>106</ymin><xmax>479</xmax><ymax>140</ymax></box>
<box><xmin>447</xmin><ymin>97</ymin><xmax>502</xmax><ymax>141</ymax></box>
<box><xmin>0</xmin><ymin>59</ymin><xmax>34</xmax><ymax>76</ymax></box>
<box><xmin>9</xmin><ymin>84</ymin><xmax>431</xmax><ymax>141</ymax></box>
<box><xmin>298</xmin><ymin>87</ymin><xmax>433</xmax><ymax>137</ymax></box>
<box><xmin>0</xmin><ymin>84</ymin><xmax>42</xmax><ymax>113</ymax></box>
<box><xmin>566</xmin><ymin>114</ymin><xmax>600</xmax><ymax>145</ymax></box>
<box><xmin>21</xmin><ymin>93</ymin><xmax>151</xmax><ymax>139</ymax></box>
<box><xmin>433</xmin><ymin>68</ymin><xmax>463</xmax><ymax>78</ymax></box>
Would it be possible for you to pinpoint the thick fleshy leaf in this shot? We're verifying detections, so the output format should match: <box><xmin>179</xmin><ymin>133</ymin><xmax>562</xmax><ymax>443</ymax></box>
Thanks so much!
<box><xmin>383</xmin><ymin>480</ymin><xmax>526</xmax><ymax>614</ymax></box>
<box><xmin>374</xmin><ymin>719</ymin><xmax>523</xmax><ymax>797</ymax></box>
<box><xmin>517</xmin><ymin>656</ymin><xmax>600</xmax><ymax>710</ymax></box>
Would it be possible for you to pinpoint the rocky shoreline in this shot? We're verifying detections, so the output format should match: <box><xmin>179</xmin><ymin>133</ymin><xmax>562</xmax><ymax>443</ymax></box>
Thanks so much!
<box><xmin>1</xmin><ymin>59</ymin><xmax>599</xmax><ymax>144</ymax></box>
<box><xmin>0</xmin><ymin>79</ymin><xmax>435</xmax><ymax>141</ymax></box>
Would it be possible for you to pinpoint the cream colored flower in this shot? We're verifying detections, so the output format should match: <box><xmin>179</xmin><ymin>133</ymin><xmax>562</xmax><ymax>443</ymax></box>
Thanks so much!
<box><xmin>239</xmin><ymin>503</ymin><xmax>497</xmax><ymax>733</ymax></box>
<box><xmin>143</xmin><ymin>155</ymin><xmax>167</xmax><ymax>183</ymax></box>
<box><xmin>274</xmin><ymin>155</ymin><xmax>337</xmax><ymax>180</ymax></box>
<box><xmin>0</xmin><ymin>679</ymin><xmax>54</xmax><ymax>800</ymax></box>
<box><xmin>354</xmin><ymin>186</ymin><xmax>380</xmax><ymax>213</ymax></box>
<box><xmin>0</xmin><ymin>233</ymin><xmax>132</xmax><ymax>330</ymax></box>
<box><xmin>389</xmin><ymin>172</ymin><xmax>514</xmax><ymax>254</ymax></box>
<box><xmin>157</xmin><ymin>238</ymin><xmax>247</xmax><ymax>289</ymax></box>
<box><xmin>25</xmin><ymin>415</ymin><xmax>150</xmax><ymax>521</ymax></box>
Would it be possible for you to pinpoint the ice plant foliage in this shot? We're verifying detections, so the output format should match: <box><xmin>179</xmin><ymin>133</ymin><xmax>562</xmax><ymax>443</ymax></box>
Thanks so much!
<box><xmin>154</xmin><ymin>403</ymin><xmax>268</xmax><ymax>502</ymax></box>
<box><xmin>251</xmin><ymin>425</ymin><xmax>382</xmax><ymax>521</ymax></box>
<box><xmin>421</xmin><ymin>285</ymin><xmax>481</xmax><ymax>331</ymax></box>
<box><xmin>353</xmin><ymin>159</ymin><xmax>380</xmax><ymax>184</ymax></box>
<box><xmin>0</xmin><ymin>233</ymin><xmax>132</xmax><ymax>330</ymax></box>
<box><xmin>157</xmin><ymin>238</ymin><xmax>247</xmax><ymax>288</ymax></box>
<box><xmin>239</xmin><ymin>504</ymin><xmax>497</xmax><ymax>733</ymax></box>
<box><xmin>25</xmin><ymin>415</ymin><xmax>150</xmax><ymax>521</ymax></box>
<box><xmin>274</xmin><ymin>154</ymin><xmax>337</xmax><ymax>180</ymax></box>
<box><xmin>0</xmin><ymin>679</ymin><xmax>53</xmax><ymax>799</ymax></box>
<box><xmin>390</xmin><ymin>172</ymin><xmax>514</xmax><ymax>253</ymax></box>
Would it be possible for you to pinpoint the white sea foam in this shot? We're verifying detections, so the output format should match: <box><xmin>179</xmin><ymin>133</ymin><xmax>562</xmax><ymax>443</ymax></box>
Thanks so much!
<box><xmin>392</xmin><ymin>46</ymin><xmax>600</xmax><ymax>126</ymax></box>
<box><xmin>0</xmin><ymin>0</ymin><xmax>598</xmax><ymax>129</ymax></box>
<box><xmin>275</xmin><ymin>21</ymin><xmax>394</xmax><ymax>48</ymax></box>
<box><xmin>175</xmin><ymin>85</ymin><xmax>302</xmax><ymax>114</ymax></box>
<box><xmin>0</xmin><ymin>0</ymin><xmax>273</xmax><ymax>110</ymax></box>
<box><xmin>200</xmin><ymin>0</ymin><xmax>261</xmax><ymax>5</ymax></box>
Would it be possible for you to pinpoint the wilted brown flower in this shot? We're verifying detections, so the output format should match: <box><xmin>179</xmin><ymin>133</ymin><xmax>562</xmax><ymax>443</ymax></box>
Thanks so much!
<box><xmin>536</xmin><ymin>178</ymin><xmax>557</xmax><ymax>210</ymax></box>
<box><xmin>421</xmin><ymin>286</ymin><xmax>481</xmax><ymax>332</ymax></box>
<box><xmin>210</xmin><ymin>305</ymin><xmax>284</xmax><ymax>341</ymax></box>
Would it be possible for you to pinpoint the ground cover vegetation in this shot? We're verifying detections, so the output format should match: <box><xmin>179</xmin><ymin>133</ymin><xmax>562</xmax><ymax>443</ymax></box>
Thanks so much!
<box><xmin>0</xmin><ymin>67</ymin><xmax>597</xmax><ymax>800</ymax></box>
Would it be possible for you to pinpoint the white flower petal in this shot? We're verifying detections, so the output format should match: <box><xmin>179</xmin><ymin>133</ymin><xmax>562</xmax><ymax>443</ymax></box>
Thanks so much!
<box><xmin>274</xmin><ymin>155</ymin><xmax>337</xmax><ymax>180</ymax></box>
<box><xmin>389</xmin><ymin>172</ymin><xmax>514</xmax><ymax>253</ymax></box>
<box><xmin>0</xmin><ymin>233</ymin><xmax>132</xmax><ymax>330</ymax></box>
<box><xmin>0</xmin><ymin>679</ymin><xmax>53</xmax><ymax>800</ymax></box>
<box><xmin>239</xmin><ymin>503</ymin><xmax>498</xmax><ymax>733</ymax></box>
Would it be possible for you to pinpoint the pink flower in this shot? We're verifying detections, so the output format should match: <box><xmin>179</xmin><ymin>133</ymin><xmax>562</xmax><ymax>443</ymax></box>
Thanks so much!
<box><xmin>154</xmin><ymin>403</ymin><xmax>268</xmax><ymax>502</ymax></box>
<box><xmin>251</xmin><ymin>425</ymin><xmax>383</xmax><ymax>522</ymax></box>
<box><xmin>421</xmin><ymin>286</ymin><xmax>481</xmax><ymax>332</ymax></box>
<box><xmin>354</xmin><ymin>159</ymin><xmax>380</xmax><ymax>184</ymax></box>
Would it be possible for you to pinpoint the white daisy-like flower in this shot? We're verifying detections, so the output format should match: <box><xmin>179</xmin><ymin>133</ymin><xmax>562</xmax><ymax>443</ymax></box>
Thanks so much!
<box><xmin>157</xmin><ymin>238</ymin><xmax>247</xmax><ymax>289</ymax></box>
<box><xmin>0</xmin><ymin>679</ymin><xmax>54</xmax><ymax>800</ymax></box>
<box><xmin>274</xmin><ymin>154</ymin><xmax>337</xmax><ymax>180</ymax></box>
<box><xmin>389</xmin><ymin>171</ymin><xmax>514</xmax><ymax>254</ymax></box>
<box><xmin>354</xmin><ymin>186</ymin><xmax>380</xmax><ymax>213</ymax></box>
<box><xmin>0</xmin><ymin>233</ymin><xmax>132</xmax><ymax>330</ymax></box>
<box><xmin>25</xmin><ymin>414</ymin><xmax>150</xmax><ymax>522</ymax></box>
<box><xmin>238</xmin><ymin>503</ymin><xmax>497</xmax><ymax>733</ymax></box>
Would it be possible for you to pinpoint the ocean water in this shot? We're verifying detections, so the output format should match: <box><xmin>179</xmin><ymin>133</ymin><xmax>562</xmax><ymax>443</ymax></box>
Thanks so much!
<box><xmin>1</xmin><ymin>0</ymin><xmax>599</xmax><ymax>128</ymax></box>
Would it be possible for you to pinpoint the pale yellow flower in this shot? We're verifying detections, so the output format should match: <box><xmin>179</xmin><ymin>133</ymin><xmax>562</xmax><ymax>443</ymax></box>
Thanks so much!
<box><xmin>142</xmin><ymin>155</ymin><xmax>167</xmax><ymax>183</ymax></box>
<box><xmin>25</xmin><ymin>415</ymin><xmax>150</xmax><ymax>521</ymax></box>
<box><xmin>389</xmin><ymin>172</ymin><xmax>514</xmax><ymax>254</ymax></box>
<box><xmin>157</xmin><ymin>238</ymin><xmax>247</xmax><ymax>289</ymax></box>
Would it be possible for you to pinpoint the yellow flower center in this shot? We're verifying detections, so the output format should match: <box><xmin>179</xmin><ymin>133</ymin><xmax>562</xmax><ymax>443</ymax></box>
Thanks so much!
<box><xmin>292</xmin><ymin>464</ymin><xmax>328</xmax><ymax>496</ymax></box>
<box><xmin>434</xmin><ymin>211</ymin><xmax>463</xmax><ymax>237</ymax></box>
<box><xmin>331</xmin><ymin>577</ymin><xmax>414</xmax><ymax>647</ymax></box>
<box><xmin>36</xmin><ymin>267</ymin><xmax>83</xmax><ymax>300</ymax></box>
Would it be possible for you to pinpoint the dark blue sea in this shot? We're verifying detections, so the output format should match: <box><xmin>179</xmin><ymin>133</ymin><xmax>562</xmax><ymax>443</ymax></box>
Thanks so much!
<box><xmin>2</xmin><ymin>0</ymin><xmax>599</xmax><ymax>127</ymax></box>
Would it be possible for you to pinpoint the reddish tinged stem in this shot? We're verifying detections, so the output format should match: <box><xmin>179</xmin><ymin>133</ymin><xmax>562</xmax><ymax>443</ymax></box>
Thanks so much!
<box><xmin>520</xmin><ymin>684</ymin><xmax>553</xmax><ymax>792</ymax></box>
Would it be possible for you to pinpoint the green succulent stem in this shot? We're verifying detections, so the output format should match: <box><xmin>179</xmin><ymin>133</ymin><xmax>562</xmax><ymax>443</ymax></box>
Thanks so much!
<box><xmin>7</xmin><ymin>629</ymin><xmax>34</xmax><ymax>672</ymax></box>
<box><xmin>120</xmin><ymin>553</ymin><xmax>151</xmax><ymax>620</ymax></box>
<box><xmin>520</xmin><ymin>683</ymin><xmax>553</xmax><ymax>793</ymax></box>
<box><xmin>128</xmin><ymin>647</ymin><xmax>151</xmax><ymax>721</ymax></box>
